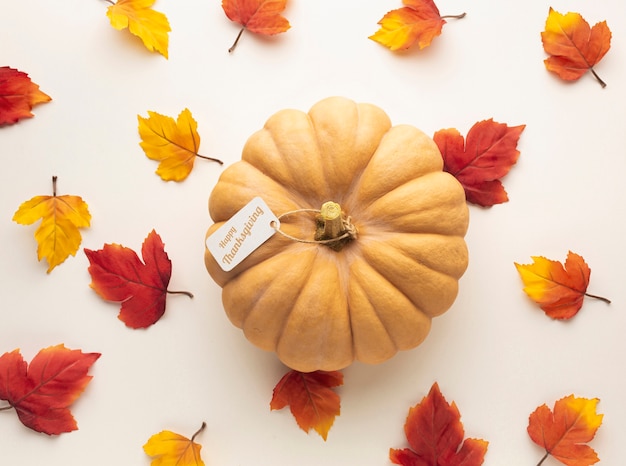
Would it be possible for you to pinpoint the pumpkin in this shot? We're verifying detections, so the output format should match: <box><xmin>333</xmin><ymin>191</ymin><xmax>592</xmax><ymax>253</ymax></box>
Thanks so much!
<box><xmin>205</xmin><ymin>96</ymin><xmax>469</xmax><ymax>373</ymax></box>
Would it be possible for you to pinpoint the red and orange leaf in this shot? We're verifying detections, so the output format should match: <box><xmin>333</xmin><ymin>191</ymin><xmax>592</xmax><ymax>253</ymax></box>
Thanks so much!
<box><xmin>144</xmin><ymin>422</ymin><xmax>206</xmax><ymax>466</ymax></box>
<box><xmin>433</xmin><ymin>119</ymin><xmax>525</xmax><ymax>207</ymax></box>
<box><xmin>222</xmin><ymin>0</ymin><xmax>290</xmax><ymax>52</ymax></box>
<box><xmin>528</xmin><ymin>395</ymin><xmax>602</xmax><ymax>466</ymax></box>
<box><xmin>390</xmin><ymin>382</ymin><xmax>488</xmax><ymax>466</ymax></box>
<box><xmin>515</xmin><ymin>251</ymin><xmax>610</xmax><ymax>320</ymax></box>
<box><xmin>84</xmin><ymin>229</ymin><xmax>192</xmax><ymax>329</ymax></box>
<box><xmin>13</xmin><ymin>176</ymin><xmax>91</xmax><ymax>273</ymax></box>
<box><xmin>0</xmin><ymin>67</ymin><xmax>51</xmax><ymax>125</ymax></box>
<box><xmin>270</xmin><ymin>369</ymin><xmax>342</xmax><ymax>440</ymax></box>
<box><xmin>369</xmin><ymin>0</ymin><xmax>465</xmax><ymax>51</ymax></box>
<box><xmin>0</xmin><ymin>344</ymin><xmax>100</xmax><ymax>435</ymax></box>
<box><xmin>541</xmin><ymin>8</ymin><xmax>611</xmax><ymax>88</ymax></box>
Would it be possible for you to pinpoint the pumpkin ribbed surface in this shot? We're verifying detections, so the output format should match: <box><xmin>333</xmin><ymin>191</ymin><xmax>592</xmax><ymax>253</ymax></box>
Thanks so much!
<box><xmin>205</xmin><ymin>96</ymin><xmax>469</xmax><ymax>372</ymax></box>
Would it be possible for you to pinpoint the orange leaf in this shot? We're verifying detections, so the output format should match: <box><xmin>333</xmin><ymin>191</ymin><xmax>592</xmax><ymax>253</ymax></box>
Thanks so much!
<box><xmin>13</xmin><ymin>176</ymin><xmax>91</xmax><ymax>272</ymax></box>
<box><xmin>0</xmin><ymin>344</ymin><xmax>100</xmax><ymax>435</ymax></box>
<box><xmin>270</xmin><ymin>369</ymin><xmax>342</xmax><ymax>440</ymax></box>
<box><xmin>541</xmin><ymin>8</ymin><xmax>611</xmax><ymax>88</ymax></box>
<box><xmin>433</xmin><ymin>119</ymin><xmax>525</xmax><ymax>207</ymax></box>
<box><xmin>143</xmin><ymin>422</ymin><xmax>206</xmax><ymax>466</ymax></box>
<box><xmin>390</xmin><ymin>382</ymin><xmax>488</xmax><ymax>466</ymax></box>
<box><xmin>221</xmin><ymin>0</ymin><xmax>290</xmax><ymax>52</ymax></box>
<box><xmin>528</xmin><ymin>395</ymin><xmax>603</xmax><ymax>466</ymax></box>
<box><xmin>0</xmin><ymin>67</ymin><xmax>51</xmax><ymax>125</ymax></box>
<box><xmin>515</xmin><ymin>251</ymin><xmax>610</xmax><ymax>320</ymax></box>
<box><xmin>84</xmin><ymin>230</ymin><xmax>192</xmax><ymax>329</ymax></box>
<box><xmin>369</xmin><ymin>0</ymin><xmax>465</xmax><ymax>51</ymax></box>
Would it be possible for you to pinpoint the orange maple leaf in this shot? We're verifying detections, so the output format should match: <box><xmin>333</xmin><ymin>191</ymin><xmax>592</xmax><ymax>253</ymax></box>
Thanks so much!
<box><xmin>138</xmin><ymin>108</ymin><xmax>222</xmax><ymax>182</ymax></box>
<box><xmin>515</xmin><ymin>251</ymin><xmax>610</xmax><ymax>320</ymax></box>
<box><xmin>390</xmin><ymin>382</ymin><xmax>488</xmax><ymax>466</ymax></box>
<box><xmin>144</xmin><ymin>422</ymin><xmax>206</xmax><ymax>466</ymax></box>
<box><xmin>13</xmin><ymin>176</ymin><xmax>91</xmax><ymax>273</ymax></box>
<box><xmin>541</xmin><ymin>8</ymin><xmax>611</xmax><ymax>88</ymax></box>
<box><xmin>369</xmin><ymin>0</ymin><xmax>465</xmax><ymax>51</ymax></box>
<box><xmin>0</xmin><ymin>344</ymin><xmax>100</xmax><ymax>435</ymax></box>
<box><xmin>0</xmin><ymin>66</ymin><xmax>51</xmax><ymax>125</ymax></box>
<box><xmin>528</xmin><ymin>395</ymin><xmax>603</xmax><ymax>466</ymax></box>
<box><xmin>106</xmin><ymin>0</ymin><xmax>171</xmax><ymax>58</ymax></box>
<box><xmin>433</xmin><ymin>119</ymin><xmax>525</xmax><ymax>207</ymax></box>
<box><xmin>221</xmin><ymin>0</ymin><xmax>291</xmax><ymax>53</ymax></box>
<box><xmin>84</xmin><ymin>230</ymin><xmax>193</xmax><ymax>329</ymax></box>
<box><xmin>270</xmin><ymin>369</ymin><xmax>342</xmax><ymax>440</ymax></box>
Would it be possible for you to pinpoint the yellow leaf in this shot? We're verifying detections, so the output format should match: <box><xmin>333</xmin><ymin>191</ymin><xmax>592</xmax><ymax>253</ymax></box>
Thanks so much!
<box><xmin>13</xmin><ymin>176</ymin><xmax>91</xmax><ymax>273</ymax></box>
<box><xmin>143</xmin><ymin>423</ymin><xmax>206</xmax><ymax>466</ymax></box>
<box><xmin>106</xmin><ymin>0</ymin><xmax>170</xmax><ymax>58</ymax></box>
<box><xmin>138</xmin><ymin>108</ymin><xmax>222</xmax><ymax>182</ymax></box>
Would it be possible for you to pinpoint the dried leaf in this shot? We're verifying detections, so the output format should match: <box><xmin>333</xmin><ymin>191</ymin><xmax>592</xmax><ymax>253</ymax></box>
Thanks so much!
<box><xmin>13</xmin><ymin>176</ymin><xmax>91</xmax><ymax>272</ymax></box>
<box><xmin>515</xmin><ymin>251</ymin><xmax>610</xmax><ymax>320</ymax></box>
<box><xmin>0</xmin><ymin>66</ymin><xmax>51</xmax><ymax>125</ymax></box>
<box><xmin>433</xmin><ymin>119</ymin><xmax>525</xmax><ymax>207</ymax></box>
<box><xmin>0</xmin><ymin>344</ymin><xmax>100</xmax><ymax>435</ymax></box>
<box><xmin>144</xmin><ymin>422</ymin><xmax>206</xmax><ymax>466</ymax></box>
<box><xmin>541</xmin><ymin>8</ymin><xmax>611</xmax><ymax>88</ymax></box>
<box><xmin>390</xmin><ymin>382</ymin><xmax>488</xmax><ymax>466</ymax></box>
<box><xmin>270</xmin><ymin>369</ymin><xmax>342</xmax><ymax>440</ymax></box>
<box><xmin>138</xmin><ymin>108</ymin><xmax>222</xmax><ymax>182</ymax></box>
<box><xmin>222</xmin><ymin>0</ymin><xmax>290</xmax><ymax>52</ymax></box>
<box><xmin>106</xmin><ymin>0</ymin><xmax>171</xmax><ymax>58</ymax></box>
<box><xmin>84</xmin><ymin>229</ymin><xmax>192</xmax><ymax>329</ymax></box>
<box><xmin>528</xmin><ymin>395</ymin><xmax>602</xmax><ymax>466</ymax></box>
<box><xmin>369</xmin><ymin>0</ymin><xmax>465</xmax><ymax>51</ymax></box>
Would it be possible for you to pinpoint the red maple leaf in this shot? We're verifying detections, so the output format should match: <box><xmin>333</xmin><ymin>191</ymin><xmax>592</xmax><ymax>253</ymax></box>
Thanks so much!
<box><xmin>270</xmin><ymin>369</ymin><xmax>343</xmax><ymax>440</ymax></box>
<box><xmin>0</xmin><ymin>344</ymin><xmax>100</xmax><ymax>435</ymax></box>
<box><xmin>433</xmin><ymin>119</ymin><xmax>525</xmax><ymax>207</ymax></box>
<box><xmin>84</xmin><ymin>229</ymin><xmax>192</xmax><ymax>329</ymax></box>
<box><xmin>390</xmin><ymin>382</ymin><xmax>488</xmax><ymax>466</ymax></box>
<box><xmin>0</xmin><ymin>66</ymin><xmax>51</xmax><ymax>125</ymax></box>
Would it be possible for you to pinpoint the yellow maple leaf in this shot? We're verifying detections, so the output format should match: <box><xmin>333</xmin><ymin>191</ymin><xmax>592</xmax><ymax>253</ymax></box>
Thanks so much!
<box><xmin>143</xmin><ymin>423</ymin><xmax>206</xmax><ymax>466</ymax></box>
<box><xmin>106</xmin><ymin>0</ymin><xmax>170</xmax><ymax>58</ymax></box>
<box><xmin>13</xmin><ymin>176</ymin><xmax>91</xmax><ymax>273</ymax></box>
<box><xmin>138</xmin><ymin>108</ymin><xmax>222</xmax><ymax>182</ymax></box>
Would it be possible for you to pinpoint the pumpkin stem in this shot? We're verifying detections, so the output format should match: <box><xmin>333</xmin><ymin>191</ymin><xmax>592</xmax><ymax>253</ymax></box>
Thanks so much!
<box><xmin>315</xmin><ymin>201</ymin><xmax>357</xmax><ymax>251</ymax></box>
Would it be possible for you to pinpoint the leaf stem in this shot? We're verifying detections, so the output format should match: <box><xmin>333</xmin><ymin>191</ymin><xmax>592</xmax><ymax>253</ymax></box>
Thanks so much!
<box><xmin>536</xmin><ymin>452</ymin><xmax>549</xmax><ymax>466</ymax></box>
<box><xmin>585</xmin><ymin>292</ymin><xmax>611</xmax><ymax>304</ymax></box>
<box><xmin>229</xmin><ymin>28</ymin><xmax>245</xmax><ymax>53</ymax></box>
<box><xmin>52</xmin><ymin>175</ymin><xmax>58</xmax><ymax>196</ymax></box>
<box><xmin>167</xmin><ymin>289</ymin><xmax>194</xmax><ymax>299</ymax></box>
<box><xmin>196</xmin><ymin>153</ymin><xmax>224</xmax><ymax>165</ymax></box>
<box><xmin>103</xmin><ymin>0</ymin><xmax>115</xmax><ymax>4</ymax></box>
<box><xmin>589</xmin><ymin>67</ymin><xmax>607</xmax><ymax>88</ymax></box>
<box><xmin>441</xmin><ymin>12</ymin><xmax>467</xmax><ymax>20</ymax></box>
<box><xmin>0</xmin><ymin>404</ymin><xmax>13</xmax><ymax>411</ymax></box>
<box><xmin>191</xmin><ymin>422</ymin><xmax>206</xmax><ymax>442</ymax></box>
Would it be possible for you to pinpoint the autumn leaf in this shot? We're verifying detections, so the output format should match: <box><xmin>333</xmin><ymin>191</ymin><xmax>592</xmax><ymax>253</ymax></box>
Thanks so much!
<box><xmin>138</xmin><ymin>109</ymin><xmax>222</xmax><ymax>182</ymax></box>
<box><xmin>369</xmin><ymin>0</ymin><xmax>465</xmax><ymax>51</ymax></box>
<box><xmin>13</xmin><ymin>176</ymin><xmax>91</xmax><ymax>273</ymax></box>
<box><xmin>222</xmin><ymin>0</ymin><xmax>291</xmax><ymax>53</ymax></box>
<box><xmin>0</xmin><ymin>66</ymin><xmax>51</xmax><ymax>125</ymax></box>
<box><xmin>541</xmin><ymin>8</ymin><xmax>611</xmax><ymax>88</ymax></box>
<box><xmin>84</xmin><ymin>229</ymin><xmax>193</xmax><ymax>329</ymax></box>
<box><xmin>390</xmin><ymin>382</ymin><xmax>488</xmax><ymax>466</ymax></box>
<box><xmin>270</xmin><ymin>369</ymin><xmax>343</xmax><ymax>440</ymax></box>
<box><xmin>0</xmin><ymin>344</ymin><xmax>100</xmax><ymax>435</ymax></box>
<box><xmin>106</xmin><ymin>0</ymin><xmax>170</xmax><ymax>58</ymax></box>
<box><xmin>433</xmin><ymin>119</ymin><xmax>525</xmax><ymax>207</ymax></box>
<box><xmin>528</xmin><ymin>395</ymin><xmax>603</xmax><ymax>466</ymax></box>
<box><xmin>515</xmin><ymin>251</ymin><xmax>610</xmax><ymax>320</ymax></box>
<box><xmin>144</xmin><ymin>422</ymin><xmax>206</xmax><ymax>466</ymax></box>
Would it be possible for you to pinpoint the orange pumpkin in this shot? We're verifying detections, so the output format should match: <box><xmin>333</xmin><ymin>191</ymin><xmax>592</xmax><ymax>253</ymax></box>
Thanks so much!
<box><xmin>205</xmin><ymin>97</ymin><xmax>469</xmax><ymax>372</ymax></box>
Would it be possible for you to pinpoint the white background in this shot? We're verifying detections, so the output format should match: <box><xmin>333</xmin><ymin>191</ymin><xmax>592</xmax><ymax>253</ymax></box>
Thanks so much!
<box><xmin>2</xmin><ymin>1</ymin><xmax>625</xmax><ymax>464</ymax></box>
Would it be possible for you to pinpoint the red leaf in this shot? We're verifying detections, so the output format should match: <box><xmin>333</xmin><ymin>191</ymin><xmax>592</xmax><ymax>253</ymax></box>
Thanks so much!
<box><xmin>390</xmin><ymin>382</ymin><xmax>488</xmax><ymax>466</ymax></box>
<box><xmin>221</xmin><ymin>0</ymin><xmax>290</xmax><ymax>52</ymax></box>
<box><xmin>270</xmin><ymin>369</ymin><xmax>343</xmax><ymax>440</ymax></box>
<box><xmin>0</xmin><ymin>66</ymin><xmax>51</xmax><ymax>125</ymax></box>
<box><xmin>84</xmin><ymin>229</ymin><xmax>192</xmax><ymax>329</ymax></box>
<box><xmin>0</xmin><ymin>345</ymin><xmax>100</xmax><ymax>435</ymax></box>
<box><xmin>433</xmin><ymin>119</ymin><xmax>525</xmax><ymax>207</ymax></box>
